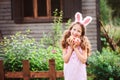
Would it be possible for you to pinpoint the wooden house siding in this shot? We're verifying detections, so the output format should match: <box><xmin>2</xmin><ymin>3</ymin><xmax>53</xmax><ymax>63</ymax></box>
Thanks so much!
<box><xmin>82</xmin><ymin>0</ymin><xmax>99</xmax><ymax>51</ymax></box>
<box><xmin>0</xmin><ymin>0</ymin><xmax>99</xmax><ymax>51</ymax></box>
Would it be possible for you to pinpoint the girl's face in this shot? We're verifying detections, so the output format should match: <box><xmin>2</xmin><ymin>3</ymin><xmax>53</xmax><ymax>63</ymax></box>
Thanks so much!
<box><xmin>70</xmin><ymin>24</ymin><xmax>82</xmax><ymax>38</ymax></box>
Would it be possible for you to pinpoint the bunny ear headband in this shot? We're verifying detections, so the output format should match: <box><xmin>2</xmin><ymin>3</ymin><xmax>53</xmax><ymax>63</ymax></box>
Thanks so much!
<box><xmin>74</xmin><ymin>12</ymin><xmax>92</xmax><ymax>27</ymax></box>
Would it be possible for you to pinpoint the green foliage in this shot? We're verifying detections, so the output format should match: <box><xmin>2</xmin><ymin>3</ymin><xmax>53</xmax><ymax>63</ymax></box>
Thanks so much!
<box><xmin>101</xmin><ymin>24</ymin><xmax>120</xmax><ymax>49</ymax></box>
<box><xmin>40</xmin><ymin>9</ymin><xmax>71</xmax><ymax>47</ymax></box>
<box><xmin>52</xmin><ymin>9</ymin><xmax>63</xmax><ymax>46</ymax></box>
<box><xmin>100</xmin><ymin>0</ymin><xmax>120</xmax><ymax>50</ymax></box>
<box><xmin>100</xmin><ymin>0</ymin><xmax>120</xmax><ymax>26</ymax></box>
<box><xmin>112</xmin><ymin>17</ymin><xmax>120</xmax><ymax>26</ymax></box>
<box><xmin>100</xmin><ymin>33</ymin><xmax>109</xmax><ymax>48</ymax></box>
<box><xmin>0</xmin><ymin>10</ymin><xmax>67</xmax><ymax>75</ymax></box>
<box><xmin>0</xmin><ymin>32</ymin><xmax>63</xmax><ymax>72</ymax></box>
<box><xmin>40</xmin><ymin>9</ymin><xmax>63</xmax><ymax>47</ymax></box>
<box><xmin>100</xmin><ymin>0</ymin><xmax>112</xmax><ymax>25</ymax></box>
<box><xmin>108</xmin><ymin>27</ymin><xmax>120</xmax><ymax>44</ymax></box>
<box><xmin>107</xmin><ymin>0</ymin><xmax>120</xmax><ymax>18</ymax></box>
<box><xmin>87</xmin><ymin>48</ymin><xmax>120</xmax><ymax>80</ymax></box>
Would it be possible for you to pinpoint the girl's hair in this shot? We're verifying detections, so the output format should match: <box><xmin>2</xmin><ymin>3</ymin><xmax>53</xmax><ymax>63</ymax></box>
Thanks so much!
<box><xmin>60</xmin><ymin>22</ymin><xmax>91</xmax><ymax>57</ymax></box>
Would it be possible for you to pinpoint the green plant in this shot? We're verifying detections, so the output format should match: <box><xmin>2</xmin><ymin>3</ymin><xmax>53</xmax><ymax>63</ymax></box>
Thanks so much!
<box><xmin>100</xmin><ymin>0</ymin><xmax>120</xmax><ymax>50</ymax></box>
<box><xmin>112</xmin><ymin>17</ymin><xmax>120</xmax><ymax>26</ymax></box>
<box><xmin>107</xmin><ymin>0</ymin><xmax>120</xmax><ymax>19</ymax></box>
<box><xmin>87</xmin><ymin>48</ymin><xmax>120</xmax><ymax>80</ymax></box>
<box><xmin>101</xmin><ymin>23</ymin><xmax>120</xmax><ymax>51</ymax></box>
<box><xmin>40</xmin><ymin>9</ymin><xmax>63</xmax><ymax>47</ymax></box>
<box><xmin>0</xmin><ymin>31</ymin><xmax>63</xmax><ymax>72</ymax></box>
<box><xmin>40</xmin><ymin>9</ymin><xmax>71</xmax><ymax>47</ymax></box>
<box><xmin>0</xmin><ymin>31</ymin><xmax>40</xmax><ymax>71</ymax></box>
<box><xmin>0</xmin><ymin>10</ymin><xmax>69</xmax><ymax>80</ymax></box>
<box><xmin>100</xmin><ymin>0</ymin><xmax>112</xmax><ymax>25</ymax></box>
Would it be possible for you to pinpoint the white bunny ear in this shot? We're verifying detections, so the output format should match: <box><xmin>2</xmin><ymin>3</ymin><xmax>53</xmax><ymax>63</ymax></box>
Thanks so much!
<box><xmin>82</xmin><ymin>16</ymin><xmax>92</xmax><ymax>27</ymax></box>
<box><xmin>75</xmin><ymin>12</ymin><xmax>82</xmax><ymax>23</ymax></box>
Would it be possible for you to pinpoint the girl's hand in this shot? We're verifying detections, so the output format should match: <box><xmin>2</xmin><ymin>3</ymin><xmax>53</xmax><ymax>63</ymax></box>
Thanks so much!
<box><xmin>73</xmin><ymin>38</ymin><xmax>81</xmax><ymax>48</ymax></box>
<box><xmin>67</xmin><ymin>36</ymin><xmax>74</xmax><ymax>48</ymax></box>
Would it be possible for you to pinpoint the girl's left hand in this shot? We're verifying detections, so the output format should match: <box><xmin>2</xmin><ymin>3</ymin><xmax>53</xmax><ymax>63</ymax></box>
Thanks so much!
<box><xmin>73</xmin><ymin>38</ymin><xmax>81</xmax><ymax>48</ymax></box>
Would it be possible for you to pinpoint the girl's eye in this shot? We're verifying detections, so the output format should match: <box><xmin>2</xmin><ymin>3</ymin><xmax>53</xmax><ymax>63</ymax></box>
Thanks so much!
<box><xmin>78</xmin><ymin>30</ymin><xmax>82</xmax><ymax>33</ymax></box>
<box><xmin>73</xmin><ymin>29</ymin><xmax>76</xmax><ymax>31</ymax></box>
<box><xmin>77</xmin><ymin>30</ymin><xmax>80</xmax><ymax>32</ymax></box>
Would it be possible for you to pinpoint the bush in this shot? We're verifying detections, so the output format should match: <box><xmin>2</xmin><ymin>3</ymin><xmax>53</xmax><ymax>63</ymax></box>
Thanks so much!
<box><xmin>87</xmin><ymin>48</ymin><xmax>120</xmax><ymax>80</ymax></box>
<box><xmin>0</xmin><ymin>32</ymin><xmax>63</xmax><ymax>71</ymax></box>
<box><xmin>0</xmin><ymin>10</ymin><xmax>65</xmax><ymax>72</ymax></box>
<box><xmin>40</xmin><ymin>9</ymin><xmax>63</xmax><ymax>47</ymax></box>
<box><xmin>100</xmin><ymin>0</ymin><xmax>112</xmax><ymax>25</ymax></box>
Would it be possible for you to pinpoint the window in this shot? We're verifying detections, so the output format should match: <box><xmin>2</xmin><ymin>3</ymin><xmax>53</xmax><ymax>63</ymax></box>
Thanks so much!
<box><xmin>23</xmin><ymin>0</ymin><xmax>62</xmax><ymax>22</ymax></box>
<box><xmin>12</xmin><ymin>0</ymin><xmax>82</xmax><ymax>23</ymax></box>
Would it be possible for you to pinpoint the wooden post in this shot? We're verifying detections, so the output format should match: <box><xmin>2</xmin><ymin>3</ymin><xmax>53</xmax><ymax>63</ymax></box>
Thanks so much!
<box><xmin>22</xmin><ymin>60</ymin><xmax>30</xmax><ymax>80</ymax></box>
<box><xmin>0</xmin><ymin>30</ymin><xmax>3</xmax><ymax>41</ymax></box>
<box><xmin>0</xmin><ymin>60</ymin><xmax>5</xmax><ymax>80</ymax></box>
<box><xmin>49</xmin><ymin>59</ymin><xmax>56</xmax><ymax>80</ymax></box>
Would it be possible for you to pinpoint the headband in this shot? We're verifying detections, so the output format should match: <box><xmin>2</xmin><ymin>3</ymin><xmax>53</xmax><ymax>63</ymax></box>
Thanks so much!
<box><xmin>74</xmin><ymin>12</ymin><xmax>92</xmax><ymax>27</ymax></box>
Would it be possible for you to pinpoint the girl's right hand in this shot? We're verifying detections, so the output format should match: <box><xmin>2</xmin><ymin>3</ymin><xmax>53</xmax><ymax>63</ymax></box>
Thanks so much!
<box><xmin>67</xmin><ymin>37</ymin><xmax>74</xmax><ymax>48</ymax></box>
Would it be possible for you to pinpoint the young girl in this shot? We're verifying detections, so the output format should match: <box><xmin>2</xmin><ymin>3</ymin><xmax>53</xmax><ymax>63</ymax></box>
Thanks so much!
<box><xmin>61</xmin><ymin>12</ymin><xmax>92</xmax><ymax>80</ymax></box>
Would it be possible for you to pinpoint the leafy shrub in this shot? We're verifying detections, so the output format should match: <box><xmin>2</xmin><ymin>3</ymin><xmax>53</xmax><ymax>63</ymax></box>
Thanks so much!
<box><xmin>0</xmin><ymin>10</ymin><xmax>71</xmax><ymax>80</ymax></box>
<box><xmin>0</xmin><ymin>9</ymin><xmax>66</xmax><ymax>72</ymax></box>
<box><xmin>0</xmin><ymin>32</ymin><xmax>63</xmax><ymax>71</ymax></box>
<box><xmin>100</xmin><ymin>0</ymin><xmax>112</xmax><ymax>25</ymax></box>
<box><xmin>40</xmin><ymin>9</ymin><xmax>71</xmax><ymax>47</ymax></box>
<box><xmin>87</xmin><ymin>48</ymin><xmax>120</xmax><ymax>80</ymax></box>
<box><xmin>40</xmin><ymin>9</ymin><xmax>63</xmax><ymax>47</ymax></box>
<box><xmin>107</xmin><ymin>0</ymin><xmax>120</xmax><ymax>19</ymax></box>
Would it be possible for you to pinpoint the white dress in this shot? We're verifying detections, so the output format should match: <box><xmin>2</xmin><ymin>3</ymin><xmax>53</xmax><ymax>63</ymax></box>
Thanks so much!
<box><xmin>64</xmin><ymin>46</ymin><xmax>87</xmax><ymax>80</ymax></box>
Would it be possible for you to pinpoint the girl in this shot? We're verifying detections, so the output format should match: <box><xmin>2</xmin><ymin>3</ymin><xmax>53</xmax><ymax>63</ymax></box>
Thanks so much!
<box><xmin>61</xmin><ymin>12</ymin><xmax>92</xmax><ymax>80</ymax></box>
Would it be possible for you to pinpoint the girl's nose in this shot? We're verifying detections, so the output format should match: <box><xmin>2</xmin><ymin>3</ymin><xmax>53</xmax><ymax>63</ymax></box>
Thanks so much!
<box><xmin>74</xmin><ymin>31</ymin><xmax>78</xmax><ymax>35</ymax></box>
<box><xmin>74</xmin><ymin>31</ymin><xmax>78</xmax><ymax>37</ymax></box>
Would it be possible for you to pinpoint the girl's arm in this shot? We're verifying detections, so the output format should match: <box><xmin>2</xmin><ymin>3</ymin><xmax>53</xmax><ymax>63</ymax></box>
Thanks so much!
<box><xmin>74</xmin><ymin>47</ymin><xmax>87</xmax><ymax>64</ymax></box>
<box><xmin>62</xmin><ymin>47</ymin><xmax>73</xmax><ymax>63</ymax></box>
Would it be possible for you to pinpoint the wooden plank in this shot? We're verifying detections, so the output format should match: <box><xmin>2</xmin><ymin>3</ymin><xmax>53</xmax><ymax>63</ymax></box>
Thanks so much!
<box><xmin>0</xmin><ymin>60</ymin><xmax>4</xmax><ymax>80</ymax></box>
<box><xmin>0</xmin><ymin>16</ymin><xmax>11</xmax><ymax>20</ymax></box>
<box><xmin>5</xmin><ymin>71</ymin><xmax>64</xmax><ymax>78</ymax></box>
<box><xmin>5</xmin><ymin>72</ymin><xmax>23</xmax><ymax>78</ymax></box>
<box><xmin>22</xmin><ymin>60</ymin><xmax>30</xmax><ymax>80</ymax></box>
<box><xmin>0</xmin><ymin>20</ymin><xmax>14</xmax><ymax>24</ymax></box>
<box><xmin>33</xmin><ymin>0</ymin><xmax>38</xmax><ymax>18</ymax></box>
<box><xmin>30</xmin><ymin>71</ymin><xmax>49</xmax><ymax>78</ymax></box>
<box><xmin>0</xmin><ymin>13</ymin><xmax>11</xmax><ymax>16</ymax></box>
<box><xmin>82</xmin><ymin>6</ymin><xmax>96</xmax><ymax>10</ymax></box>
<box><xmin>82</xmin><ymin>0</ymin><xmax>96</xmax><ymax>3</ymax></box>
<box><xmin>5</xmin><ymin>71</ymin><xmax>64</xmax><ymax>79</ymax></box>
<box><xmin>47</xmin><ymin>0</ymin><xmax>51</xmax><ymax>16</ymax></box>
<box><xmin>0</xmin><ymin>1</ymin><xmax>11</xmax><ymax>5</ymax></box>
<box><xmin>2</xmin><ymin>60</ymin><xmax>64</xmax><ymax>79</ymax></box>
<box><xmin>82</xmin><ymin>2</ymin><xmax>96</xmax><ymax>6</ymax></box>
<box><xmin>0</xmin><ymin>4</ymin><xmax>11</xmax><ymax>9</ymax></box>
<box><xmin>56</xmin><ymin>71</ymin><xmax>64</xmax><ymax>78</ymax></box>
<box><xmin>0</xmin><ymin>30</ymin><xmax>3</xmax><ymax>41</ymax></box>
<box><xmin>86</xmin><ymin>32</ymin><xmax>97</xmax><ymax>36</ymax></box>
<box><xmin>49</xmin><ymin>59</ymin><xmax>56</xmax><ymax>80</ymax></box>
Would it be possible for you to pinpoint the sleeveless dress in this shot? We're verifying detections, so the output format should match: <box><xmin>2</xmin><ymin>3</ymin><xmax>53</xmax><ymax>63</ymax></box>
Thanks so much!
<box><xmin>64</xmin><ymin>46</ymin><xmax>87</xmax><ymax>80</ymax></box>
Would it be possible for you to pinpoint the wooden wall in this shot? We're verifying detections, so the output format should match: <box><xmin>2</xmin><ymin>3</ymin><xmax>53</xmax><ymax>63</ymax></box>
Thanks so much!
<box><xmin>82</xmin><ymin>0</ymin><xmax>99</xmax><ymax>51</ymax></box>
<box><xmin>0</xmin><ymin>0</ymin><xmax>53</xmax><ymax>40</ymax></box>
<box><xmin>0</xmin><ymin>0</ymin><xmax>99</xmax><ymax>51</ymax></box>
